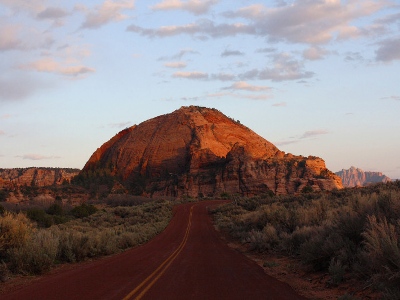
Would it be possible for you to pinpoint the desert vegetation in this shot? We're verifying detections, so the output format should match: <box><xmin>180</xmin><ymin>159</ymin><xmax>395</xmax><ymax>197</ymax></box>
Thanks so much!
<box><xmin>212</xmin><ymin>181</ymin><xmax>400</xmax><ymax>299</ymax></box>
<box><xmin>0</xmin><ymin>195</ymin><xmax>173</xmax><ymax>280</ymax></box>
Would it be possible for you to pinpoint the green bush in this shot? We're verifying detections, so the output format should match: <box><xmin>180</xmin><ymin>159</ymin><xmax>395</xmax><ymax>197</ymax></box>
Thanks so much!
<box><xmin>70</xmin><ymin>203</ymin><xmax>97</xmax><ymax>218</ymax></box>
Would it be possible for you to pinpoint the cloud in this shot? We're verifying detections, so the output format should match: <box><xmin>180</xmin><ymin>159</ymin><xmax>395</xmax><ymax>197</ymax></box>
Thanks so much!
<box><xmin>210</xmin><ymin>73</ymin><xmax>235</xmax><ymax>81</ymax></box>
<box><xmin>375</xmin><ymin>37</ymin><xmax>400</xmax><ymax>62</ymax></box>
<box><xmin>0</xmin><ymin>0</ymin><xmax>46</xmax><ymax>14</ymax></box>
<box><xmin>0</xmin><ymin>130</ymin><xmax>5</xmax><ymax>135</ymax></box>
<box><xmin>0</xmin><ymin>76</ymin><xmax>49</xmax><ymax>102</ymax></box>
<box><xmin>172</xmin><ymin>71</ymin><xmax>208</xmax><ymax>79</ymax></box>
<box><xmin>303</xmin><ymin>46</ymin><xmax>329</xmax><ymax>60</ymax></box>
<box><xmin>224</xmin><ymin>81</ymin><xmax>270</xmax><ymax>92</ymax></box>
<box><xmin>275</xmin><ymin>140</ymin><xmax>298</xmax><ymax>146</ymax></box>
<box><xmin>127</xmin><ymin>19</ymin><xmax>255</xmax><ymax>38</ymax></box>
<box><xmin>151</xmin><ymin>0</ymin><xmax>218</xmax><ymax>15</ymax></box>
<box><xmin>157</xmin><ymin>49</ymin><xmax>199</xmax><ymax>61</ymax></box>
<box><xmin>18</xmin><ymin>154</ymin><xmax>61</xmax><ymax>160</ymax></box>
<box><xmin>36</xmin><ymin>7</ymin><xmax>70</xmax><ymax>20</ymax></box>
<box><xmin>164</xmin><ymin>61</ymin><xmax>187</xmax><ymax>68</ymax></box>
<box><xmin>344</xmin><ymin>51</ymin><xmax>364</xmax><ymax>62</ymax></box>
<box><xmin>0</xmin><ymin>25</ymin><xmax>23</xmax><ymax>51</ymax></box>
<box><xmin>21</xmin><ymin>58</ymin><xmax>95</xmax><ymax>77</ymax></box>
<box><xmin>240</xmin><ymin>53</ymin><xmax>314</xmax><ymax>82</ymax></box>
<box><xmin>221</xmin><ymin>49</ymin><xmax>244</xmax><ymax>57</ymax></box>
<box><xmin>80</xmin><ymin>0</ymin><xmax>135</xmax><ymax>29</ymax></box>
<box><xmin>205</xmin><ymin>92</ymin><xmax>270</xmax><ymax>101</ymax></box>
<box><xmin>301</xmin><ymin>130</ymin><xmax>329</xmax><ymax>139</ymax></box>
<box><xmin>256</xmin><ymin>47</ymin><xmax>276</xmax><ymax>54</ymax></box>
<box><xmin>223</xmin><ymin>1</ymin><xmax>388</xmax><ymax>44</ymax></box>
<box><xmin>381</xmin><ymin>95</ymin><xmax>400</xmax><ymax>101</ymax></box>
<box><xmin>272</xmin><ymin>102</ymin><xmax>286</xmax><ymax>107</ymax></box>
<box><xmin>109</xmin><ymin>122</ymin><xmax>131</xmax><ymax>128</ymax></box>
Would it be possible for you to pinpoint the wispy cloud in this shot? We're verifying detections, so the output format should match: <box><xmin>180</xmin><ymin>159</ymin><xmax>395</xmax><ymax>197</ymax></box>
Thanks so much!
<box><xmin>375</xmin><ymin>37</ymin><xmax>400</xmax><ymax>62</ymax></box>
<box><xmin>301</xmin><ymin>130</ymin><xmax>329</xmax><ymax>139</ymax></box>
<box><xmin>127</xmin><ymin>19</ymin><xmax>255</xmax><ymax>38</ymax></box>
<box><xmin>36</xmin><ymin>6</ymin><xmax>70</xmax><ymax>26</ymax></box>
<box><xmin>79</xmin><ymin>0</ymin><xmax>135</xmax><ymax>29</ymax></box>
<box><xmin>0</xmin><ymin>76</ymin><xmax>50</xmax><ymax>102</ymax></box>
<box><xmin>205</xmin><ymin>91</ymin><xmax>270</xmax><ymax>101</ymax></box>
<box><xmin>157</xmin><ymin>48</ymin><xmax>199</xmax><ymax>61</ymax></box>
<box><xmin>221</xmin><ymin>49</ymin><xmax>244</xmax><ymax>57</ymax></box>
<box><xmin>109</xmin><ymin>122</ymin><xmax>131</xmax><ymax>128</ymax></box>
<box><xmin>0</xmin><ymin>130</ymin><xmax>5</xmax><ymax>135</ymax></box>
<box><xmin>130</xmin><ymin>1</ymin><xmax>388</xmax><ymax>44</ymax></box>
<box><xmin>18</xmin><ymin>154</ymin><xmax>61</xmax><ymax>160</ymax></box>
<box><xmin>239</xmin><ymin>52</ymin><xmax>314</xmax><ymax>82</ymax></box>
<box><xmin>173</xmin><ymin>71</ymin><xmax>208</xmax><ymax>79</ymax></box>
<box><xmin>272</xmin><ymin>102</ymin><xmax>286</xmax><ymax>107</ymax></box>
<box><xmin>151</xmin><ymin>0</ymin><xmax>218</xmax><ymax>15</ymax></box>
<box><xmin>223</xmin><ymin>81</ymin><xmax>270</xmax><ymax>92</ymax></box>
<box><xmin>303</xmin><ymin>46</ymin><xmax>329</xmax><ymax>60</ymax></box>
<box><xmin>21</xmin><ymin>58</ymin><xmax>95</xmax><ymax>77</ymax></box>
<box><xmin>164</xmin><ymin>61</ymin><xmax>187</xmax><ymax>68</ymax></box>
<box><xmin>275</xmin><ymin>140</ymin><xmax>298</xmax><ymax>146</ymax></box>
<box><xmin>381</xmin><ymin>95</ymin><xmax>400</xmax><ymax>101</ymax></box>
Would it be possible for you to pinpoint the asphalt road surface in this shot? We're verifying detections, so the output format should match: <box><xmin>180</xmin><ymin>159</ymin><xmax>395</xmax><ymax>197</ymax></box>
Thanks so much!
<box><xmin>1</xmin><ymin>201</ymin><xmax>306</xmax><ymax>300</ymax></box>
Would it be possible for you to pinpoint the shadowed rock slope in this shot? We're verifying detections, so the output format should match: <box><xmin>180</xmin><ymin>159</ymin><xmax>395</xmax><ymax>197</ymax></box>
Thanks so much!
<box><xmin>82</xmin><ymin>106</ymin><xmax>342</xmax><ymax>197</ymax></box>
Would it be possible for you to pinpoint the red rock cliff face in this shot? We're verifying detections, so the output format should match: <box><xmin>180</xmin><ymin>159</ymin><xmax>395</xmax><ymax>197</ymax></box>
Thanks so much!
<box><xmin>0</xmin><ymin>168</ymin><xmax>80</xmax><ymax>187</ymax></box>
<box><xmin>82</xmin><ymin>106</ymin><xmax>342</xmax><ymax>196</ymax></box>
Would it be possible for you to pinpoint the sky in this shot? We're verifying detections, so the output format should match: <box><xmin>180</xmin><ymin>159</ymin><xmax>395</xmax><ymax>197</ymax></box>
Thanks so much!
<box><xmin>0</xmin><ymin>0</ymin><xmax>399</xmax><ymax>179</ymax></box>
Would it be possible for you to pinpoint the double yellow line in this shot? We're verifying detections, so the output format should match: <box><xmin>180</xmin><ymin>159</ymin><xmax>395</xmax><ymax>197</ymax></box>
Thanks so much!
<box><xmin>122</xmin><ymin>205</ymin><xmax>195</xmax><ymax>300</ymax></box>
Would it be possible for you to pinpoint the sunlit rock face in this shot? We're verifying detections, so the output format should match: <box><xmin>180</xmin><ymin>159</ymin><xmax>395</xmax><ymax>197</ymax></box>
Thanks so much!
<box><xmin>0</xmin><ymin>168</ymin><xmax>80</xmax><ymax>187</ymax></box>
<box><xmin>82</xmin><ymin>106</ymin><xmax>342</xmax><ymax>197</ymax></box>
<box><xmin>336</xmin><ymin>166</ymin><xmax>391</xmax><ymax>187</ymax></box>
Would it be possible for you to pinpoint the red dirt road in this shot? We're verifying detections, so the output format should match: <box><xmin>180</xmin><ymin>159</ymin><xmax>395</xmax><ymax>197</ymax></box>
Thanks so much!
<box><xmin>1</xmin><ymin>201</ymin><xmax>306</xmax><ymax>300</ymax></box>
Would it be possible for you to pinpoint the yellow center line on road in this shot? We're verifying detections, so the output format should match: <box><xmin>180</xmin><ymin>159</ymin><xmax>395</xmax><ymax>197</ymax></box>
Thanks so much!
<box><xmin>122</xmin><ymin>205</ymin><xmax>195</xmax><ymax>300</ymax></box>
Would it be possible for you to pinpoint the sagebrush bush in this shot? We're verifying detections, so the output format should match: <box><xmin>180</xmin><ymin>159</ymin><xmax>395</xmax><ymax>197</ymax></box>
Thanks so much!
<box><xmin>211</xmin><ymin>181</ymin><xmax>400</xmax><ymax>295</ymax></box>
<box><xmin>0</xmin><ymin>212</ymin><xmax>32</xmax><ymax>259</ymax></box>
<box><xmin>8</xmin><ymin>230</ymin><xmax>58</xmax><ymax>275</ymax></box>
<box><xmin>0</xmin><ymin>199</ymin><xmax>173</xmax><ymax>277</ymax></box>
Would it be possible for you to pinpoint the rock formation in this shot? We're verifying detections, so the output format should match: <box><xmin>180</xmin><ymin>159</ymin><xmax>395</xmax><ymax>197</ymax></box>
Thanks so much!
<box><xmin>82</xmin><ymin>106</ymin><xmax>342</xmax><ymax>197</ymax></box>
<box><xmin>0</xmin><ymin>168</ymin><xmax>80</xmax><ymax>188</ymax></box>
<box><xmin>335</xmin><ymin>166</ymin><xmax>391</xmax><ymax>187</ymax></box>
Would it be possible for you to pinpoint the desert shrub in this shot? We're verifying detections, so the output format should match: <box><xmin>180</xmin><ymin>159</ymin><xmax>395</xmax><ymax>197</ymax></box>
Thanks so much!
<box><xmin>0</xmin><ymin>212</ymin><xmax>32</xmax><ymax>259</ymax></box>
<box><xmin>246</xmin><ymin>225</ymin><xmax>279</xmax><ymax>252</ymax></box>
<box><xmin>329</xmin><ymin>258</ymin><xmax>347</xmax><ymax>285</ymax></box>
<box><xmin>26</xmin><ymin>208</ymin><xmax>54</xmax><ymax>228</ymax></box>
<box><xmin>211</xmin><ymin>181</ymin><xmax>400</xmax><ymax>294</ymax></box>
<box><xmin>8</xmin><ymin>230</ymin><xmax>58</xmax><ymax>275</ymax></box>
<box><xmin>70</xmin><ymin>203</ymin><xmax>97</xmax><ymax>218</ymax></box>
<box><xmin>361</xmin><ymin>216</ymin><xmax>400</xmax><ymax>289</ymax></box>
<box><xmin>47</xmin><ymin>203</ymin><xmax>64</xmax><ymax>216</ymax></box>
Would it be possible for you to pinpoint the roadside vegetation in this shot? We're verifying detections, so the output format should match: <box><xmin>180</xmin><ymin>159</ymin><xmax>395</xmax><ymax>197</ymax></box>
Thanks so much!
<box><xmin>212</xmin><ymin>181</ymin><xmax>400</xmax><ymax>299</ymax></box>
<box><xmin>0</xmin><ymin>195</ymin><xmax>173</xmax><ymax>280</ymax></box>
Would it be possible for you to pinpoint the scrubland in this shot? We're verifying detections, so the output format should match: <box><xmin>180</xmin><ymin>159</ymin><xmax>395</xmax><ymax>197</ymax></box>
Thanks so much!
<box><xmin>212</xmin><ymin>181</ymin><xmax>400</xmax><ymax>299</ymax></box>
<box><xmin>0</xmin><ymin>195</ymin><xmax>173</xmax><ymax>280</ymax></box>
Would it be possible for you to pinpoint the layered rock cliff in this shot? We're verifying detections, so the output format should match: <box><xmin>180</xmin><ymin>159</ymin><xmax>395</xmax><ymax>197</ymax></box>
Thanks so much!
<box><xmin>82</xmin><ymin>106</ymin><xmax>342</xmax><ymax>197</ymax></box>
<box><xmin>0</xmin><ymin>168</ymin><xmax>80</xmax><ymax>188</ymax></box>
<box><xmin>335</xmin><ymin>166</ymin><xmax>391</xmax><ymax>187</ymax></box>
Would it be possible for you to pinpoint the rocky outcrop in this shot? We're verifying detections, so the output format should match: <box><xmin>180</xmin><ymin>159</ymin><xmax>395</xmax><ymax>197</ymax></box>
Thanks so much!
<box><xmin>0</xmin><ymin>168</ymin><xmax>80</xmax><ymax>188</ymax></box>
<box><xmin>335</xmin><ymin>166</ymin><xmax>391</xmax><ymax>187</ymax></box>
<box><xmin>82</xmin><ymin>106</ymin><xmax>342</xmax><ymax>197</ymax></box>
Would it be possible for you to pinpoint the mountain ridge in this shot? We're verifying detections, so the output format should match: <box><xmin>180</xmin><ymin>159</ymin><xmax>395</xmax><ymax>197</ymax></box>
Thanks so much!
<box><xmin>335</xmin><ymin>166</ymin><xmax>391</xmax><ymax>187</ymax></box>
